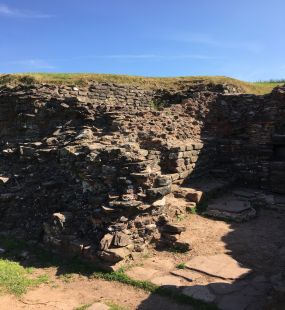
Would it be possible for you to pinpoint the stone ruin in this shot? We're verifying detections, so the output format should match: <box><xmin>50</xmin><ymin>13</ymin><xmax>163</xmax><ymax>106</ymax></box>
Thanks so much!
<box><xmin>0</xmin><ymin>80</ymin><xmax>284</xmax><ymax>268</ymax></box>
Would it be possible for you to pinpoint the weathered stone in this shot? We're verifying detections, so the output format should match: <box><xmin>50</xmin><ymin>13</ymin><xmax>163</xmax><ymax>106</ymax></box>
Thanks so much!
<box><xmin>155</xmin><ymin>175</ymin><xmax>172</xmax><ymax>187</ymax></box>
<box><xmin>99</xmin><ymin>234</ymin><xmax>113</xmax><ymax>250</ymax></box>
<box><xmin>146</xmin><ymin>185</ymin><xmax>171</xmax><ymax>200</ymax></box>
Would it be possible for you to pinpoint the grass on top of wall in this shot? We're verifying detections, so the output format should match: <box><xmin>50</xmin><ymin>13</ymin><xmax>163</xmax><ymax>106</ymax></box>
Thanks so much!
<box><xmin>0</xmin><ymin>73</ymin><xmax>283</xmax><ymax>95</ymax></box>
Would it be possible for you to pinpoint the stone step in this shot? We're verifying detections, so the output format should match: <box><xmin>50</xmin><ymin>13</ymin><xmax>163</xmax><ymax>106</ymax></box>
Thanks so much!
<box><xmin>172</xmin><ymin>176</ymin><xmax>233</xmax><ymax>203</ymax></box>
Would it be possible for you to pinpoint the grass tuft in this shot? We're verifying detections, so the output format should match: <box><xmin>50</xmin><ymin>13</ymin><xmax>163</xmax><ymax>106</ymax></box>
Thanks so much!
<box><xmin>176</xmin><ymin>262</ymin><xmax>186</xmax><ymax>269</ymax></box>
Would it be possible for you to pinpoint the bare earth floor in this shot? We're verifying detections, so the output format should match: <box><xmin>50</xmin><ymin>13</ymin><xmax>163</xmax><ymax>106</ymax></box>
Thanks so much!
<box><xmin>1</xmin><ymin>208</ymin><xmax>285</xmax><ymax>310</ymax></box>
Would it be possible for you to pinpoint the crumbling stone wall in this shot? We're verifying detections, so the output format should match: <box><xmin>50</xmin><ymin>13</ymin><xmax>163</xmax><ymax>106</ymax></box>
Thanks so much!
<box><xmin>0</xmin><ymin>81</ymin><xmax>284</xmax><ymax>265</ymax></box>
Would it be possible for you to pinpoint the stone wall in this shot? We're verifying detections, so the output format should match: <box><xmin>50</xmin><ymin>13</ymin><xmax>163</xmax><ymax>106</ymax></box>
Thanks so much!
<box><xmin>0</xmin><ymin>81</ymin><xmax>284</xmax><ymax>265</ymax></box>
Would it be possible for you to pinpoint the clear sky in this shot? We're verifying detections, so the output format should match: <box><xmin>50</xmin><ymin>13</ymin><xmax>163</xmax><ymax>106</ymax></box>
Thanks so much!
<box><xmin>0</xmin><ymin>0</ymin><xmax>284</xmax><ymax>81</ymax></box>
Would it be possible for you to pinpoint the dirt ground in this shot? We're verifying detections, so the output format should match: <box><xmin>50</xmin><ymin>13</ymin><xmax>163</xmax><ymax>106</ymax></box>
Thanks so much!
<box><xmin>0</xmin><ymin>273</ymin><xmax>191</xmax><ymax>310</ymax></box>
<box><xmin>0</xmin><ymin>208</ymin><xmax>284</xmax><ymax>310</ymax></box>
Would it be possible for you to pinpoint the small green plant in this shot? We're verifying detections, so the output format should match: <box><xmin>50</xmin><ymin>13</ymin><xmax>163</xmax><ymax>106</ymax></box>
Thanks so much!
<box><xmin>176</xmin><ymin>214</ymin><xmax>186</xmax><ymax>221</ymax></box>
<box><xmin>176</xmin><ymin>262</ymin><xmax>186</xmax><ymax>269</ymax></box>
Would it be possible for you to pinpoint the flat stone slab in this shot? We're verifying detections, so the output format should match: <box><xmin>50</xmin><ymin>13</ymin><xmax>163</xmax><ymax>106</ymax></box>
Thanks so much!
<box><xmin>185</xmin><ymin>254</ymin><xmax>251</xmax><ymax>280</ymax></box>
<box><xmin>182</xmin><ymin>286</ymin><xmax>216</xmax><ymax>303</ymax></box>
<box><xmin>205</xmin><ymin>196</ymin><xmax>256</xmax><ymax>222</ymax></box>
<box><xmin>125</xmin><ymin>266</ymin><xmax>160</xmax><ymax>281</ymax></box>
<box><xmin>151</xmin><ymin>275</ymin><xmax>184</xmax><ymax>287</ymax></box>
<box><xmin>208</xmin><ymin>199</ymin><xmax>251</xmax><ymax>213</ymax></box>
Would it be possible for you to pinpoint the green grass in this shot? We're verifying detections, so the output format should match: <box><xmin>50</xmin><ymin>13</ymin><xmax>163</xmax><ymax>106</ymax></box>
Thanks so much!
<box><xmin>0</xmin><ymin>259</ymin><xmax>49</xmax><ymax>296</ymax></box>
<box><xmin>0</xmin><ymin>73</ymin><xmax>283</xmax><ymax>95</ymax></box>
<box><xmin>251</xmin><ymin>81</ymin><xmax>284</xmax><ymax>95</ymax></box>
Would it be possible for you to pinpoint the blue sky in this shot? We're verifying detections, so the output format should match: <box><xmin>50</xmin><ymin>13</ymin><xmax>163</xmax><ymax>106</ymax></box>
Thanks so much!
<box><xmin>0</xmin><ymin>0</ymin><xmax>284</xmax><ymax>81</ymax></box>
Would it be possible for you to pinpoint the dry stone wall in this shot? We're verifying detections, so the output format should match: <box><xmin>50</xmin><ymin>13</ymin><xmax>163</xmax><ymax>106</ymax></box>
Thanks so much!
<box><xmin>0</xmin><ymin>81</ymin><xmax>284</xmax><ymax>265</ymax></box>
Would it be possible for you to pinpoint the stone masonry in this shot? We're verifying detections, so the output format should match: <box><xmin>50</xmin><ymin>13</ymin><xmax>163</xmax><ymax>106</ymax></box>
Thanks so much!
<box><xmin>0</xmin><ymin>81</ymin><xmax>284</xmax><ymax>266</ymax></box>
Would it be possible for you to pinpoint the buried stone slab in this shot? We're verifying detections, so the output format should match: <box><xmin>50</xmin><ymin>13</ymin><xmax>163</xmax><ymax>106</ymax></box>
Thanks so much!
<box><xmin>185</xmin><ymin>254</ymin><xmax>252</xmax><ymax>280</ymax></box>
<box><xmin>204</xmin><ymin>197</ymin><xmax>256</xmax><ymax>222</ymax></box>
